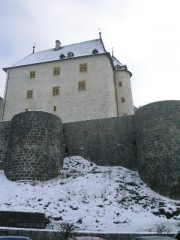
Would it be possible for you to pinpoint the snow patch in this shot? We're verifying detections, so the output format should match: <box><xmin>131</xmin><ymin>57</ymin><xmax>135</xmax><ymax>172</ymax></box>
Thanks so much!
<box><xmin>0</xmin><ymin>156</ymin><xmax>179</xmax><ymax>233</ymax></box>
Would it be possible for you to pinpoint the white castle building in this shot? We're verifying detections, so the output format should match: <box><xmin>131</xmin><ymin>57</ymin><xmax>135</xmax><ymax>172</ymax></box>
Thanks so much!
<box><xmin>2</xmin><ymin>35</ymin><xmax>134</xmax><ymax>122</ymax></box>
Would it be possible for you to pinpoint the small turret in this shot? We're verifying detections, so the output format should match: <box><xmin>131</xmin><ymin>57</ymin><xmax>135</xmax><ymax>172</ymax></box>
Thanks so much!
<box><xmin>112</xmin><ymin>56</ymin><xmax>134</xmax><ymax>116</ymax></box>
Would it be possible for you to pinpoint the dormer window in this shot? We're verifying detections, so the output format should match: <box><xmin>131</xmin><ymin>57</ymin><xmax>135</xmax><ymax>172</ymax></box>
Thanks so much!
<box><xmin>67</xmin><ymin>52</ymin><xmax>74</xmax><ymax>58</ymax></box>
<box><xmin>92</xmin><ymin>49</ymin><xmax>99</xmax><ymax>54</ymax></box>
<box><xmin>115</xmin><ymin>65</ymin><xmax>127</xmax><ymax>71</ymax></box>
<box><xmin>60</xmin><ymin>54</ymin><xmax>65</xmax><ymax>59</ymax></box>
<box><xmin>115</xmin><ymin>65</ymin><xmax>121</xmax><ymax>70</ymax></box>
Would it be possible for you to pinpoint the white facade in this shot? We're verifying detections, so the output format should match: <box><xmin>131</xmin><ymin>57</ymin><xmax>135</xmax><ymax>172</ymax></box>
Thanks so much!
<box><xmin>3</xmin><ymin>38</ymin><xmax>134</xmax><ymax>122</ymax></box>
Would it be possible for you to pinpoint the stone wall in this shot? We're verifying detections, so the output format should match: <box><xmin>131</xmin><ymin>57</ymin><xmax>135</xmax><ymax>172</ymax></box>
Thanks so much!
<box><xmin>0</xmin><ymin>121</ymin><xmax>10</xmax><ymax>169</ymax></box>
<box><xmin>135</xmin><ymin>101</ymin><xmax>180</xmax><ymax>198</ymax></box>
<box><xmin>0</xmin><ymin>229</ymin><xmax>174</xmax><ymax>240</ymax></box>
<box><xmin>0</xmin><ymin>211</ymin><xmax>49</xmax><ymax>229</ymax></box>
<box><xmin>0</xmin><ymin>100</ymin><xmax>180</xmax><ymax>198</ymax></box>
<box><xmin>0</xmin><ymin>97</ymin><xmax>3</xmax><ymax>121</ymax></box>
<box><xmin>5</xmin><ymin>111</ymin><xmax>64</xmax><ymax>181</ymax></box>
<box><xmin>64</xmin><ymin>115</ymin><xmax>137</xmax><ymax>169</ymax></box>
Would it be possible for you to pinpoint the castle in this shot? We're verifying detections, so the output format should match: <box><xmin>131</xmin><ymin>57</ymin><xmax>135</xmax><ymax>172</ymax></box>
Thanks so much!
<box><xmin>0</xmin><ymin>37</ymin><xmax>179</xmax><ymax>199</ymax></box>
<box><xmin>2</xmin><ymin>36</ymin><xmax>134</xmax><ymax>122</ymax></box>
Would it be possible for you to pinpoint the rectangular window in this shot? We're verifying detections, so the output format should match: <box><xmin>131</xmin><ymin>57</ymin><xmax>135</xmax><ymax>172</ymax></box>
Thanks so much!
<box><xmin>27</xmin><ymin>90</ymin><xmax>33</xmax><ymax>99</ymax></box>
<box><xmin>53</xmin><ymin>106</ymin><xmax>57</xmax><ymax>111</ymax></box>
<box><xmin>52</xmin><ymin>87</ymin><xmax>60</xmax><ymax>96</ymax></box>
<box><xmin>79</xmin><ymin>63</ymin><xmax>87</xmax><ymax>72</ymax></box>
<box><xmin>30</xmin><ymin>71</ymin><xmax>35</xmax><ymax>79</ymax></box>
<box><xmin>121</xmin><ymin>97</ymin><xmax>125</xmax><ymax>102</ymax></box>
<box><xmin>78</xmin><ymin>81</ymin><xmax>86</xmax><ymax>91</ymax></box>
<box><xmin>119</xmin><ymin>81</ymin><xmax>122</xmax><ymax>87</ymax></box>
<box><xmin>53</xmin><ymin>67</ymin><xmax>60</xmax><ymax>76</ymax></box>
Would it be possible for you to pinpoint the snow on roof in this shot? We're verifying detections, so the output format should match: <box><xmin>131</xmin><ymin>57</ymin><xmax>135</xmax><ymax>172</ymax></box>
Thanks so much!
<box><xmin>9</xmin><ymin>39</ymin><xmax>107</xmax><ymax>69</ymax></box>
<box><xmin>112</xmin><ymin>56</ymin><xmax>123</xmax><ymax>67</ymax></box>
<box><xmin>112</xmin><ymin>55</ymin><xmax>132</xmax><ymax>76</ymax></box>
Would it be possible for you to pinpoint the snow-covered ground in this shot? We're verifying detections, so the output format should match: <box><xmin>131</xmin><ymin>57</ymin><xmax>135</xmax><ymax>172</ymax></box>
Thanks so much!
<box><xmin>0</xmin><ymin>156</ymin><xmax>179</xmax><ymax>233</ymax></box>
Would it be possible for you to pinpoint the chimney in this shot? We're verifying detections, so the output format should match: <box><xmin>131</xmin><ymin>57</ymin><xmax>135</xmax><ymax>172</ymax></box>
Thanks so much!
<box><xmin>55</xmin><ymin>40</ymin><xmax>61</xmax><ymax>50</ymax></box>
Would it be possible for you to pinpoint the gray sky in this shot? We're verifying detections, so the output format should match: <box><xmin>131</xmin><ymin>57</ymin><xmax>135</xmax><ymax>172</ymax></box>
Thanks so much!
<box><xmin>1</xmin><ymin>0</ymin><xmax>180</xmax><ymax>107</ymax></box>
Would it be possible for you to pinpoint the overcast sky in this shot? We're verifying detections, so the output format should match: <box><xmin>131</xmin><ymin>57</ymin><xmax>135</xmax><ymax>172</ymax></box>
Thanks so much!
<box><xmin>0</xmin><ymin>0</ymin><xmax>180</xmax><ymax>107</ymax></box>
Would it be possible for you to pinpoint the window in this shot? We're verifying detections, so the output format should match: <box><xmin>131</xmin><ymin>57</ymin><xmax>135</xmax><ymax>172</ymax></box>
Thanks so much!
<box><xmin>121</xmin><ymin>97</ymin><xmax>125</xmax><ymax>102</ymax></box>
<box><xmin>60</xmin><ymin>54</ymin><xmax>65</xmax><ymax>59</ymax></box>
<box><xmin>67</xmin><ymin>52</ymin><xmax>74</xmax><ymax>58</ymax></box>
<box><xmin>78</xmin><ymin>81</ymin><xmax>86</xmax><ymax>91</ymax></box>
<box><xmin>52</xmin><ymin>87</ymin><xmax>60</xmax><ymax>96</ymax></box>
<box><xmin>27</xmin><ymin>90</ymin><xmax>33</xmax><ymax>99</ymax></box>
<box><xmin>79</xmin><ymin>63</ymin><xmax>87</xmax><ymax>72</ymax></box>
<box><xmin>29</xmin><ymin>71</ymin><xmax>35</xmax><ymax>79</ymax></box>
<box><xmin>53</xmin><ymin>106</ymin><xmax>57</xmax><ymax>111</ymax></box>
<box><xmin>53</xmin><ymin>67</ymin><xmax>60</xmax><ymax>76</ymax></box>
<box><xmin>119</xmin><ymin>81</ymin><xmax>122</xmax><ymax>87</ymax></box>
<box><xmin>115</xmin><ymin>65</ymin><xmax>121</xmax><ymax>70</ymax></box>
<box><xmin>92</xmin><ymin>49</ymin><xmax>99</xmax><ymax>54</ymax></box>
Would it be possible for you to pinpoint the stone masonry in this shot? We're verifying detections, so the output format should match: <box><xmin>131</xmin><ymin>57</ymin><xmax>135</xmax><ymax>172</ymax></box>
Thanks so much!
<box><xmin>0</xmin><ymin>100</ymin><xmax>179</xmax><ymax>198</ymax></box>
<box><xmin>0</xmin><ymin>121</ymin><xmax>10</xmax><ymax>169</ymax></box>
<box><xmin>0</xmin><ymin>211</ymin><xmax>49</xmax><ymax>229</ymax></box>
<box><xmin>5</xmin><ymin>111</ymin><xmax>64</xmax><ymax>181</ymax></box>
<box><xmin>0</xmin><ymin>97</ymin><xmax>3</xmax><ymax>121</ymax></box>
<box><xmin>135</xmin><ymin>100</ymin><xmax>180</xmax><ymax>198</ymax></box>
<box><xmin>63</xmin><ymin>115</ymin><xmax>137</xmax><ymax>169</ymax></box>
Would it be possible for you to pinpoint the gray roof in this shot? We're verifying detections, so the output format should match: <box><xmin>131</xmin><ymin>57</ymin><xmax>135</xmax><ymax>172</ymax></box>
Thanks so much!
<box><xmin>112</xmin><ymin>56</ymin><xmax>123</xmax><ymax>67</ymax></box>
<box><xmin>8</xmin><ymin>39</ymin><xmax>107</xmax><ymax>69</ymax></box>
<box><xmin>3</xmin><ymin>38</ymin><xmax>132</xmax><ymax>76</ymax></box>
<box><xmin>112</xmin><ymin>56</ymin><xmax>132</xmax><ymax>76</ymax></box>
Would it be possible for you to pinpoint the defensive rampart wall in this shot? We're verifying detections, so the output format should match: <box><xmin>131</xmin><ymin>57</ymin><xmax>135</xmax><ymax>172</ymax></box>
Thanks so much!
<box><xmin>63</xmin><ymin>115</ymin><xmax>137</xmax><ymax>168</ymax></box>
<box><xmin>0</xmin><ymin>228</ymin><xmax>169</xmax><ymax>240</ymax></box>
<box><xmin>135</xmin><ymin>100</ymin><xmax>180</xmax><ymax>198</ymax></box>
<box><xmin>0</xmin><ymin>100</ymin><xmax>179</xmax><ymax>198</ymax></box>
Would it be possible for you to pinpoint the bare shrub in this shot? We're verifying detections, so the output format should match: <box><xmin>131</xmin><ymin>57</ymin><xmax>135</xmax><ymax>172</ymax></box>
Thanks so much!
<box><xmin>156</xmin><ymin>223</ymin><xmax>171</xmax><ymax>235</ymax></box>
<box><xmin>60</xmin><ymin>222</ymin><xmax>76</xmax><ymax>240</ymax></box>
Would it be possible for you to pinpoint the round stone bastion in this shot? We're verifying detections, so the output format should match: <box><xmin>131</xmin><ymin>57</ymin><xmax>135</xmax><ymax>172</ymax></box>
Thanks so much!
<box><xmin>5</xmin><ymin>111</ymin><xmax>64</xmax><ymax>181</ymax></box>
<box><xmin>135</xmin><ymin>100</ymin><xmax>180</xmax><ymax>199</ymax></box>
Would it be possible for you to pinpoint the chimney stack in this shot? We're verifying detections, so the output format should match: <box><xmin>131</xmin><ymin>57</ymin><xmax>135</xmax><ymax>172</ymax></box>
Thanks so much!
<box><xmin>55</xmin><ymin>40</ymin><xmax>61</xmax><ymax>50</ymax></box>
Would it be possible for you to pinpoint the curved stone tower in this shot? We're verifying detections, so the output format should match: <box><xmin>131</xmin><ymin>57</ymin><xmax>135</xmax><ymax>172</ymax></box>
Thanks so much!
<box><xmin>135</xmin><ymin>100</ymin><xmax>180</xmax><ymax>198</ymax></box>
<box><xmin>5</xmin><ymin>111</ymin><xmax>64</xmax><ymax>181</ymax></box>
